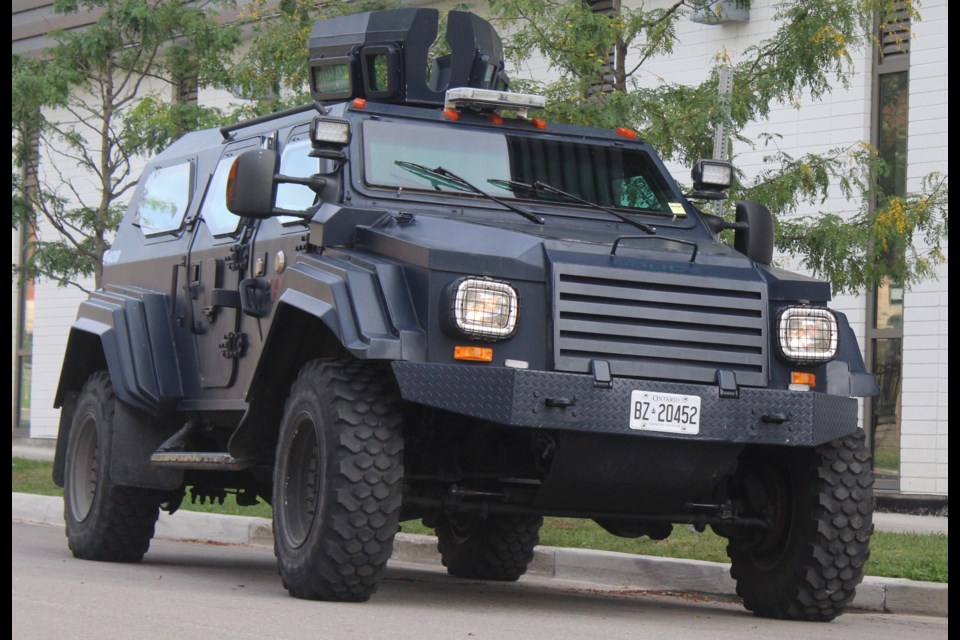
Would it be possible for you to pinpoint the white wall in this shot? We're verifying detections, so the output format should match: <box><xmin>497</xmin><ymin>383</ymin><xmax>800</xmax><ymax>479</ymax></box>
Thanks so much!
<box><xmin>899</xmin><ymin>0</ymin><xmax>948</xmax><ymax>494</ymax></box>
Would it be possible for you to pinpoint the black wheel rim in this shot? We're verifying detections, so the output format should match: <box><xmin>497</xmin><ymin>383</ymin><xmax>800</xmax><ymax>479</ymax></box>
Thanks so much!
<box><xmin>279</xmin><ymin>412</ymin><xmax>321</xmax><ymax>549</ymax></box>
<box><xmin>68</xmin><ymin>415</ymin><xmax>99</xmax><ymax>523</ymax></box>
<box><xmin>445</xmin><ymin>514</ymin><xmax>477</xmax><ymax>544</ymax></box>
<box><xmin>746</xmin><ymin>464</ymin><xmax>792</xmax><ymax>570</ymax></box>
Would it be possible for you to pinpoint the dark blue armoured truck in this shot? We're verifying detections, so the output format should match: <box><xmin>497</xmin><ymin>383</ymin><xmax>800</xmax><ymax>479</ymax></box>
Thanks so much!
<box><xmin>52</xmin><ymin>8</ymin><xmax>879</xmax><ymax>621</ymax></box>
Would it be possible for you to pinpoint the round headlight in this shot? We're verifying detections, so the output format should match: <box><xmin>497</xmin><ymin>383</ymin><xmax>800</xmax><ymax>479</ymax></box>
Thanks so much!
<box><xmin>777</xmin><ymin>306</ymin><xmax>839</xmax><ymax>364</ymax></box>
<box><xmin>451</xmin><ymin>278</ymin><xmax>519</xmax><ymax>340</ymax></box>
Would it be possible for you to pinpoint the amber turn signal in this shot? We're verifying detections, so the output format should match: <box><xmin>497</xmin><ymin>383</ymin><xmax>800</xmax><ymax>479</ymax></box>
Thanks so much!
<box><xmin>791</xmin><ymin>371</ymin><xmax>816</xmax><ymax>387</ymax></box>
<box><xmin>454</xmin><ymin>345</ymin><xmax>493</xmax><ymax>362</ymax></box>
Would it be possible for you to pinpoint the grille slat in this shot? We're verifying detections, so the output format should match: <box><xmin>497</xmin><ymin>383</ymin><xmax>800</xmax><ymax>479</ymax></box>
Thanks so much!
<box><xmin>553</xmin><ymin>265</ymin><xmax>768</xmax><ymax>386</ymax></box>
<box><xmin>560</xmin><ymin>335</ymin><xmax>765</xmax><ymax>368</ymax></box>
<box><xmin>560</xmin><ymin>299</ymin><xmax>766</xmax><ymax>329</ymax></box>
<box><xmin>559</xmin><ymin>279</ymin><xmax>761</xmax><ymax>309</ymax></box>
<box><xmin>558</xmin><ymin>318</ymin><xmax>765</xmax><ymax>348</ymax></box>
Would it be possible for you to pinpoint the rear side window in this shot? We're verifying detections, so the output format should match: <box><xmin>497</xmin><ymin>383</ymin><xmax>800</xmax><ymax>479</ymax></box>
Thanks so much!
<box><xmin>137</xmin><ymin>161</ymin><xmax>193</xmax><ymax>236</ymax></box>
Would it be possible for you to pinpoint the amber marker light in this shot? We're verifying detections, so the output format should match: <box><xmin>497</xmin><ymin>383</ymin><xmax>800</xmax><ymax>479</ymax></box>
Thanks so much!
<box><xmin>454</xmin><ymin>346</ymin><xmax>493</xmax><ymax>362</ymax></box>
<box><xmin>488</xmin><ymin>114</ymin><xmax>504</xmax><ymax>125</ymax></box>
<box><xmin>616</xmin><ymin>127</ymin><xmax>638</xmax><ymax>140</ymax></box>
<box><xmin>352</xmin><ymin>98</ymin><xmax>367</xmax><ymax>109</ymax></box>
<box><xmin>226</xmin><ymin>157</ymin><xmax>240</xmax><ymax>206</ymax></box>
<box><xmin>443</xmin><ymin>108</ymin><xmax>461</xmax><ymax>120</ymax></box>
<box><xmin>791</xmin><ymin>371</ymin><xmax>816</xmax><ymax>387</ymax></box>
<box><xmin>532</xmin><ymin>118</ymin><xmax>548</xmax><ymax>129</ymax></box>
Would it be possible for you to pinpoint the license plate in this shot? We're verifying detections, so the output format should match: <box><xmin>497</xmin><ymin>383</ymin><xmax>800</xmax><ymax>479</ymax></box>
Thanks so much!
<box><xmin>629</xmin><ymin>391</ymin><xmax>701</xmax><ymax>435</ymax></box>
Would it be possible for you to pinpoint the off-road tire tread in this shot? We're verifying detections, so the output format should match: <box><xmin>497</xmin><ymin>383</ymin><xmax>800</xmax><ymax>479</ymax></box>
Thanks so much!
<box><xmin>65</xmin><ymin>371</ymin><xmax>162</xmax><ymax>563</ymax></box>
<box><xmin>728</xmin><ymin>431</ymin><xmax>874</xmax><ymax>621</ymax></box>
<box><xmin>274</xmin><ymin>359</ymin><xmax>403</xmax><ymax>602</ymax></box>
<box><xmin>437</xmin><ymin>515</ymin><xmax>543</xmax><ymax>581</ymax></box>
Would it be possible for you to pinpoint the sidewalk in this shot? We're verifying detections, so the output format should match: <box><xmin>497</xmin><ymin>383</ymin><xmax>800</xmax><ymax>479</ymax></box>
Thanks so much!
<box><xmin>13</xmin><ymin>441</ymin><xmax>948</xmax><ymax>617</ymax></box>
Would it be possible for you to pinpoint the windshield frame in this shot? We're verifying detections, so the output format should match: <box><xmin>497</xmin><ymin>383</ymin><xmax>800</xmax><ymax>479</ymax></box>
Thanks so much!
<box><xmin>352</xmin><ymin>114</ymin><xmax>699</xmax><ymax>230</ymax></box>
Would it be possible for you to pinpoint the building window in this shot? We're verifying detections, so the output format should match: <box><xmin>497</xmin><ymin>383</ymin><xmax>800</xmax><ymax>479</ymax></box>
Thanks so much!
<box><xmin>175</xmin><ymin>73</ymin><xmax>199</xmax><ymax>105</ymax></box>
<box><xmin>867</xmin><ymin>2</ymin><xmax>910</xmax><ymax>490</ymax></box>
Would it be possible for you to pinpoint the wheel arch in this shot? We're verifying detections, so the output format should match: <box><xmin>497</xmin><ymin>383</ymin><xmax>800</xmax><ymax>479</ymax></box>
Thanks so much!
<box><xmin>228</xmin><ymin>302</ymin><xmax>352</xmax><ymax>462</ymax></box>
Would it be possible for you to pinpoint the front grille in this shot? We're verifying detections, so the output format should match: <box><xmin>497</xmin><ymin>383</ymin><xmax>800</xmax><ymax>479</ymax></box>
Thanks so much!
<box><xmin>553</xmin><ymin>263</ymin><xmax>767</xmax><ymax>386</ymax></box>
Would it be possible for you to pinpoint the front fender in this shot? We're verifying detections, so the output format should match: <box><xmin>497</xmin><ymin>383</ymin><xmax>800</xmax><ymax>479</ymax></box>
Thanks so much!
<box><xmin>54</xmin><ymin>286</ymin><xmax>183</xmax><ymax>414</ymax></box>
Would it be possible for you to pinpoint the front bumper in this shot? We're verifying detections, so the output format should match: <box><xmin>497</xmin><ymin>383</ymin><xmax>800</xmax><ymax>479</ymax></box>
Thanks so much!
<box><xmin>392</xmin><ymin>363</ymin><xmax>858</xmax><ymax>447</ymax></box>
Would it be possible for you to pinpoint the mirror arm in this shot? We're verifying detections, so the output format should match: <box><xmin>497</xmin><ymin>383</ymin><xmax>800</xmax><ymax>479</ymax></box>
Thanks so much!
<box><xmin>271</xmin><ymin>207</ymin><xmax>314</xmax><ymax>220</ymax></box>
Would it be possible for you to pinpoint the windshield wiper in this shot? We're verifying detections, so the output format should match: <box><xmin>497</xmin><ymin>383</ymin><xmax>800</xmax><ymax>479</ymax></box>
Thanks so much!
<box><xmin>490</xmin><ymin>179</ymin><xmax>656</xmax><ymax>235</ymax></box>
<box><xmin>395</xmin><ymin>161</ymin><xmax>544</xmax><ymax>225</ymax></box>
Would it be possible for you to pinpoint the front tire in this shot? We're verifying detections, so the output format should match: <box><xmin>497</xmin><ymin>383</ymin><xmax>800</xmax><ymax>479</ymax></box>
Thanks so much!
<box><xmin>724</xmin><ymin>432</ymin><xmax>874</xmax><ymax>621</ymax></box>
<box><xmin>273</xmin><ymin>359</ymin><xmax>404</xmax><ymax>601</ymax></box>
<box><xmin>436</xmin><ymin>514</ymin><xmax>543</xmax><ymax>581</ymax></box>
<box><xmin>63</xmin><ymin>371</ymin><xmax>163</xmax><ymax>562</ymax></box>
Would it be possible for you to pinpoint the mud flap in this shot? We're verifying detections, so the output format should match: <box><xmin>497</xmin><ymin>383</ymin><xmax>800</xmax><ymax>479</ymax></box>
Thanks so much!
<box><xmin>110</xmin><ymin>401</ymin><xmax>184</xmax><ymax>491</ymax></box>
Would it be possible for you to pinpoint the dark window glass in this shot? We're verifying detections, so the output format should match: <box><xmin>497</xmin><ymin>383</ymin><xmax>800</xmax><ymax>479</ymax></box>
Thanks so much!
<box><xmin>877</xmin><ymin>71</ymin><xmax>909</xmax><ymax>200</ymax></box>
<box><xmin>367</xmin><ymin>54</ymin><xmax>390</xmax><ymax>92</ymax></box>
<box><xmin>315</xmin><ymin>64</ymin><xmax>350</xmax><ymax>94</ymax></box>
<box><xmin>362</xmin><ymin>120</ymin><xmax>680</xmax><ymax>215</ymax></box>
<box><xmin>870</xmin><ymin>338</ymin><xmax>902</xmax><ymax>480</ymax></box>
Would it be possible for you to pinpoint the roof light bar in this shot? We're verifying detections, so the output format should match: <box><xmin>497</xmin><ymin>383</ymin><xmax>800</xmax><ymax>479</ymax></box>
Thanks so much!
<box><xmin>444</xmin><ymin>87</ymin><xmax>546</xmax><ymax>117</ymax></box>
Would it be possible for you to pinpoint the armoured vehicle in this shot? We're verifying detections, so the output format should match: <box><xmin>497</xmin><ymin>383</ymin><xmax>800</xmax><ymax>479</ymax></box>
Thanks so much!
<box><xmin>52</xmin><ymin>8</ymin><xmax>878</xmax><ymax>621</ymax></box>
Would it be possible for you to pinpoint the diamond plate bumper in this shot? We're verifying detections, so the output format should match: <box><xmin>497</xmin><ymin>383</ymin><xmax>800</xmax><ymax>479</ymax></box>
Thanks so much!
<box><xmin>392</xmin><ymin>362</ymin><xmax>858</xmax><ymax>447</ymax></box>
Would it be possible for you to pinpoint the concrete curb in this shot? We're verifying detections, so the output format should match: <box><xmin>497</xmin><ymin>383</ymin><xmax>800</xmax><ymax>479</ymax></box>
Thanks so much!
<box><xmin>13</xmin><ymin>493</ymin><xmax>947</xmax><ymax>618</ymax></box>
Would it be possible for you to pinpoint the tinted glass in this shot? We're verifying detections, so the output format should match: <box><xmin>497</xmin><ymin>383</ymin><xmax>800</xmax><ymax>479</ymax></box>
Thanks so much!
<box><xmin>315</xmin><ymin>64</ymin><xmax>350</xmax><ymax>94</ymax></box>
<box><xmin>362</xmin><ymin>121</ymin><xmax>678</xmax><ymax>215</ymax></box>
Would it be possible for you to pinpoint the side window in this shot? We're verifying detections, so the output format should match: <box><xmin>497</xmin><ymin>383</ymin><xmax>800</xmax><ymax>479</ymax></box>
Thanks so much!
<box><xmin>275</xmin><ymin>137</ymin><xmax>318</xmax><ymax>223</ymax></box>
<box><xmin>137</xmin><ymin>161</ymin><xmax>192</xmax><ymax>236</ymax></box>
<box><xmin>199</xmin><ymin>151</ymin><xmax>245</xmax><ymax>237</ymax></box>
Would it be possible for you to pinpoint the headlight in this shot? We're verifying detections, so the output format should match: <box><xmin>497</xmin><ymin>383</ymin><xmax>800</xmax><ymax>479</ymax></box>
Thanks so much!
<box><xmin>777</xmin><ymin>306</ymin><xmax>839</xmax><ymax>364</ymax></box>
<box><xmin>452</xmin><ymin>278</ymin><xmax>519</xmax><ymax>340</ymax></box>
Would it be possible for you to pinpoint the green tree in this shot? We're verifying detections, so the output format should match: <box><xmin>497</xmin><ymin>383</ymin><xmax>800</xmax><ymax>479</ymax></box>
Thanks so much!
<box><xmin>12</xmin><ymin>0</ymin><xmax>240</xmax><ymax>291</ymax></box>
<box><xmin>488</xmin><ymin>0</ymin><xmax>947</xmax><ymax>293</ymax></box>
<box><xmin>122</xmin><ymin>0</ymin><xmax>402</xmax><ymax>158</ymax></box>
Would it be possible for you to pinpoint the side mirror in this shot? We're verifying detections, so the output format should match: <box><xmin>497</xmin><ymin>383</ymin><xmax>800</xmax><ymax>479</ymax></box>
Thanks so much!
<box><xmin>734</xmin><ymin>200</ymin><xmax>774</xmax><ymax>265</ymax></box>
<box><xmin>226</xmin><ymin>149</ymin><xmax>279</xmax><ymax>219</ymax></box>
<box><xmin>226</xmin><ymin>148</ymin><xmax>327</xmax><ymax>220</ymax></box>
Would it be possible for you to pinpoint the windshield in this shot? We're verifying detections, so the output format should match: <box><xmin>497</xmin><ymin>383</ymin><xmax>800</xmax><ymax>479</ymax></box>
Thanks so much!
<box><xmin>362</xmin><ymin>120</ymin><xmax>683</xmax><ymax>216</ymax></box>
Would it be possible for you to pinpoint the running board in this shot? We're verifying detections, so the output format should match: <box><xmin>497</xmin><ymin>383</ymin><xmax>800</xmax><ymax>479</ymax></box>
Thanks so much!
<box><xmin>150</xmin><ymin>418</ymin><xmax>252</xmax><ymax>469</ymax></box>
<box><xmin>150</xmin><ymin>452</ymin><xmax>252</xmax><ymax>470</ymax></box>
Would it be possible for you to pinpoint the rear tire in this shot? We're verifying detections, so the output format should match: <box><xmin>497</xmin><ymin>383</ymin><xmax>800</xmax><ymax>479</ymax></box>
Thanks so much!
<box><xmin>437</xmin><ymin>514</ymin><xmax>543</xmax><ymax>581</ymax></box>
<box><xmin>63</xmin><ymin>371</ymin><xmax>163</xmax><ymax>562</ymax></box>
<box><xmin>724</xmin><ymin>432</ymin><xmax>874</xmax><ymax>621</ymax></box>
<box><xmin>273</xmin><ymin>359</ymin><xmax>404</xmax><ymax>601</ymax></box>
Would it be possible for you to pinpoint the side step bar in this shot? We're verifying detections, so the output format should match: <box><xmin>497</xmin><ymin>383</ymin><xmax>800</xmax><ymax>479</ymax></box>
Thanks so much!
<box><xmin>149</xmin><ymin>418</ymin><xmax>253</xmax><ymax>470</ymax></box>
<box><xmin>150</xmin><ymin>452</ymin><xmax>252</xmax><ymax>470</ymax></box>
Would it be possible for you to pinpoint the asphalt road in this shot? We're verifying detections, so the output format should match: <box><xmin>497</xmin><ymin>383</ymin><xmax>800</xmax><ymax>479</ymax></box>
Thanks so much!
<box><xmin>12</xmin><ymin>521</ymin><xmax>947</xmax><ymax>640</ymax></box>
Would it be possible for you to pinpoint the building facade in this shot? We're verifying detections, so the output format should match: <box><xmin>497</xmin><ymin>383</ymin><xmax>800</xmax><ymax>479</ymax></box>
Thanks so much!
<box><xmin>12</xmin><ymin>0</ymin><xmax>947</xmax><ymax>496</ymax></box>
